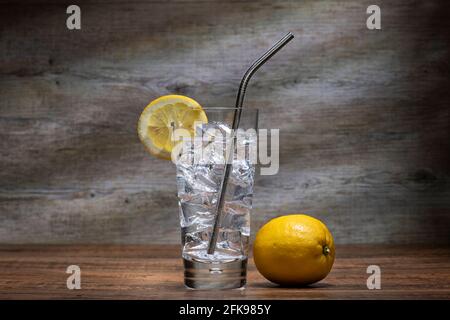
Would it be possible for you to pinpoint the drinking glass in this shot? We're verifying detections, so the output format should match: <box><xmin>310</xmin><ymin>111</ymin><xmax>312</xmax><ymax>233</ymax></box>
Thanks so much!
<box><xmin>175</xmin><ymin>108</ymin><xmax>258</xmax><ymax>289</ymax></box>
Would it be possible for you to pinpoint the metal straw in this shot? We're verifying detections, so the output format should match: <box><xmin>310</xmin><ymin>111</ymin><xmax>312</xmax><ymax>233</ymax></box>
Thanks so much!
<box><xmin>207</xmin><ymin>32</ymin><xmax>294</xmax><ymax>254</ymax></box>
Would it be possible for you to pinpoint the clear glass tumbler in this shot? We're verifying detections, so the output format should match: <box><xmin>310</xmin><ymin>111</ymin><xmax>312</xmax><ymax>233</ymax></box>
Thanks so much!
<box><xmin>175</xmin><ymin>108</ymin><xmax>258</xmax><ymax>289</ymax></box>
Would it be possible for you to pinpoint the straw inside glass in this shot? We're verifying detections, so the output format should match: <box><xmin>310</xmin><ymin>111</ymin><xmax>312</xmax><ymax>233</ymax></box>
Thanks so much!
<box><xmin>207</xmin><ymin>32</ymin><xmax>294</xmax><ymax>254</ymax></box>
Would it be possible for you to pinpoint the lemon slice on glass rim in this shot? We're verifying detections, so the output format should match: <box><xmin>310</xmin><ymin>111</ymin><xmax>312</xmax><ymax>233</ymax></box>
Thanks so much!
<box><xmin>137</xmin><ymin>95</ymin><xmax>208</xmax><ymax>160</ymax></box>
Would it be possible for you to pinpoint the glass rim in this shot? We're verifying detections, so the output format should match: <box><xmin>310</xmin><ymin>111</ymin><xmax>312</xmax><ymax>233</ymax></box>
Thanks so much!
<box><xmin>200</xmin><ymin>107</ymin><xmax>259</xmax><ymax>112</ymax></box>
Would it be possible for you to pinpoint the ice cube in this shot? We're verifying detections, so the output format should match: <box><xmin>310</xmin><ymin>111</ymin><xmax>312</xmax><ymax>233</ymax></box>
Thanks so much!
<box><xmin>177</xmin><ymin>121</ymin><xmax>255</xmax><ymax>262</ymax></box>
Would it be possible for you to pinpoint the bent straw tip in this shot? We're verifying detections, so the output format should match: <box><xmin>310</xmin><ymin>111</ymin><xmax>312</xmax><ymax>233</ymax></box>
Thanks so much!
<box><xmin>285</xmin><ymin>32</ymin><xmax>295</xmax><ymax>39</ymax></box>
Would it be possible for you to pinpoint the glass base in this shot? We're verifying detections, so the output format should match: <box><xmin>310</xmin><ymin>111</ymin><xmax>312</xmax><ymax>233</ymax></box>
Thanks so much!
<box><xmin>183</xmin><ymin>258</ymin><xmax>247</xmax><ymax>290</ymax></box>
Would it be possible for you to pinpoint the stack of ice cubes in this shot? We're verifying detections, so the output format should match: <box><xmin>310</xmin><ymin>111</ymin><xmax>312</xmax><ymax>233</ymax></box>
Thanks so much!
<box><xmin>176</xmin><ymin>122</ymin><xmax>255</xmax><ymax>262</ymax></box>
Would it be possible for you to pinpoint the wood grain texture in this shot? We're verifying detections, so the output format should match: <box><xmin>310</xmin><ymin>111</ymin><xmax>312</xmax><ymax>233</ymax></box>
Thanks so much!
<box><xmin>0</xmin><ymin>245</ymin><xmax>449</xmax><ymax>299</ymax></box>
<box><xmin>0</xmin><ymin>1</ymin><xmax>449</xmax><ymax>244</ymax></box>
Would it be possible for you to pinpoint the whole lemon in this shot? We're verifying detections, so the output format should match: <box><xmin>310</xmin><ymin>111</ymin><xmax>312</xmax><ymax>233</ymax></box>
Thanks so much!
<box><xmin>253</xmin><ymin>214</ymin><xmax>335</xmax><ymax>286</ymax></box>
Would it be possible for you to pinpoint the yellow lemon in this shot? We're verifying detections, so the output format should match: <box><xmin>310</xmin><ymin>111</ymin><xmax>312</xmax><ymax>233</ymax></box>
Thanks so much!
<box><xmin>253</xmin><ymin>214</ymin><xmax>335</xmax><ymax>286</ymax></box>
<box><xmin>137</xmin><ymin>95</ymin><xmax>207</xmax><ymax>160</ymax></box>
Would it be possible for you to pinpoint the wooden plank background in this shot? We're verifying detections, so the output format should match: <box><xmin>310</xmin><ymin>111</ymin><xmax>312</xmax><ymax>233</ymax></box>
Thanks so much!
<box><xmin>0</xmin><ymin>0</ymin><xmax>449</xmax><ymax>244</ymax></box>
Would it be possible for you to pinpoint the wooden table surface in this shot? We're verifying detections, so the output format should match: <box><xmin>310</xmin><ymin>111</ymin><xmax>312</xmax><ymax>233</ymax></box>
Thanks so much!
<box><xmin>0</xmin><ymin>245</ymin><xmax>449</xmax><ymax>300</ymax></box>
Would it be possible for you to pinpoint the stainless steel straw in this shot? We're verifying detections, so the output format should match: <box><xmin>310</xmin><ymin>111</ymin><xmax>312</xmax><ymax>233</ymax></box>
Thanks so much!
<box><xmin>207</xmin><ymin>32</ymin><xmax>294</xmax><ymax>254</ymax></box>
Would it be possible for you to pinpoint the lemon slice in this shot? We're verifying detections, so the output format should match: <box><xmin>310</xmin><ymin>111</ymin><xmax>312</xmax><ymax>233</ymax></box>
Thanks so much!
<box><xmin>137</xmin><ymin>95</ymin><xmax>208</xmax><ymax>160</ymax></box>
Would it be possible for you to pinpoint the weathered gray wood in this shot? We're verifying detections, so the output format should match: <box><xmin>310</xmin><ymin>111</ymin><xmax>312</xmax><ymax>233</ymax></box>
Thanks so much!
<box><xmin>0</xmin><ymin>0</ymin><xmax>449</xmax><ymax>244</ymax></box>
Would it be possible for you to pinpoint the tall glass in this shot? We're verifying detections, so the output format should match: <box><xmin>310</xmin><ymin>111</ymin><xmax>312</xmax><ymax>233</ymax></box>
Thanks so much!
<box><xmin>175</xmin><ymin>108</ymin><xmax>258</xmax><ymax>289</ymax></box>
